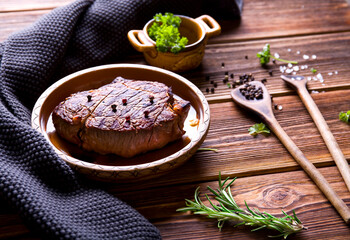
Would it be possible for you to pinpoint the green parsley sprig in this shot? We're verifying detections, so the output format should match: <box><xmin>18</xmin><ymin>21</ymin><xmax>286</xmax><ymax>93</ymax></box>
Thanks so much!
<box><xmin>257</xmin><ymin>44</ymin><xmax>298</xmax><ymax>65</ymax></box>
<box><xmin>177</xmin><ymin>173</ymin><xmax>306</xmax><ymax>238</ymax></box>
<box><xmin>248</xmin><ymin>123</ymin><xmax>270</xmax><ymax>136</ymax></box>
<box><xmin>148</xmin><ymin>13</ymin><xmax>188</xmax><ymax>54</ymax></box>
<box><xmin>339</xmin><ymin>111</ymin><xmax>350</xmax><ymax>123</ymax></box>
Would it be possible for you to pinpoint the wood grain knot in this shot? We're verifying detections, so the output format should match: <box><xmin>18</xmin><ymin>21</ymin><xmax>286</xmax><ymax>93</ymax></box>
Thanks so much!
<box><xmin>262</xmin><ymin>186</ymin><xmax>300</xmax><ymax>208</ymax></box>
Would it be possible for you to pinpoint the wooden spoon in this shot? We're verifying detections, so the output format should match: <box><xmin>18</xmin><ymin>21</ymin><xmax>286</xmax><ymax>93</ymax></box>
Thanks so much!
<box><xmin>281</xmin><ymin>74</ymin><xmax>350</xmax><ymax>193</ymax></box>
<box><xmin>231</xmin><ymin>81</ymin><xmax>350</xmax><ymax>224</ymax></box>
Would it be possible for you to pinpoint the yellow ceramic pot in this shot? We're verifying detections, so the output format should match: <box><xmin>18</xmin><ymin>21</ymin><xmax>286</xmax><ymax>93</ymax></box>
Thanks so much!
<box><xmin>128</xmin><ymin>15</ymin><xmax>221</xmax><ymax>72</ymax></box>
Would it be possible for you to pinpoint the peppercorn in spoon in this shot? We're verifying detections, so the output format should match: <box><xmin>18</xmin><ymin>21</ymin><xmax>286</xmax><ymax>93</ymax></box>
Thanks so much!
<box><xmin>231</xmin><ymin>81</ymin><xmax>350</xmax><ymax>224</ymax></box>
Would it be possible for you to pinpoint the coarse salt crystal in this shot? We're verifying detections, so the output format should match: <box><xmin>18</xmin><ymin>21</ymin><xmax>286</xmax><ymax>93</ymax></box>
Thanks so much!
<box><xmin>286</xmin><ymin>68</ymin><xmax>293</xmax><ymax>74</ymax></box>
<box><xmin>335</xmin><ymin>71</ymin><xmax>338</xmax><ymax>74</ymax></box>
<box><xmin>311</xmin><ymin>90</ymin><xmax>319</xmax><ymax>94</ymax></box>
<box><xmin>312</xmin><ymin>55</ymin><xmax>317</xmax><ymax>59</ymax></box>
<box><xmin>313</xmin><ymin>77</ymin><xmax>318</xmax><ymax>81</ymax></box>
<box><xmin>293</xmin><ymin>72</ymin><xmax>296</xmax><ymax>75</ymax></box>
<box><xmin>328</xmin><ymin>72</ymin><xmax>333</xmax><ymax>76</ymax></box>
<box><xmin>296</xmin><ymin>51</ymin><xmax>300</xmax><ymax>54</ymax></box>
<box><xmin>301</xmin><ymin>66</ymin><xmax>305</xmax><ymax>70</ymax></box>
<box><xmin>278</xmin><ymin>105</ymin><xmax>283</xmax><ymax>110</ymax></box>
<box><xmin>307</xmin><ymin>77</ymin><xmax>312</xmax><ymax>81</ymax></box>
<box><xmin>288</xmin><ymin>63</ymin><xmax>293</xmax><ymax>68</ymax></box>
<box><xmin>303</xmin><ymin>55</ymin><xmax>309</xmax><ymax>60</ymax></box>
<box><xmin>274</xmin><ymin>53</ymin><xmax>280</xmax><ymax>58</ymax></box>
<box><xmin>293</xmin><ymin>66</ymin><xmax>300</xmax><ymax>71</ymax></box>
<box><xmin>304</xmin><ymin>65</ymin><xmax>308</xmax><ymax>69</ymax></box>
<box><xmin>317</xmin><ymin>73</ymin><xmax>324</xmax><ymax>83</ymax></box>
<box><xmin>280</xmin><ymin>66</ymin><xmax>285</xmax><ymax>73</ymax></box>
<box><xmin>288</xmin><ymin>49</ymin><xmax>292</xmax><ymax>52</ymax></box>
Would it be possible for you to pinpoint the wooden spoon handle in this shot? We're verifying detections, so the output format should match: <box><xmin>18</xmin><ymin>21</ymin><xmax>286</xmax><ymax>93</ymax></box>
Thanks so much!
<box><xmin>266</xmin><ymin>116</ymin><xmax>350</xmax><ymax>224</ymax></box>
<box><xmin>297</xmin><ymin>87</ymin><xmax>350</xmax><ymax>192</ymax></box>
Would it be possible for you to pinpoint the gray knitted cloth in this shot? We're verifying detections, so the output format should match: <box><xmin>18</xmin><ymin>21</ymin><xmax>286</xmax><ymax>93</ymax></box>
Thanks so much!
<box><xmin>0</xmin><ymin>0</ymin><xmax>242</xmax><ymax>239</ymax></box>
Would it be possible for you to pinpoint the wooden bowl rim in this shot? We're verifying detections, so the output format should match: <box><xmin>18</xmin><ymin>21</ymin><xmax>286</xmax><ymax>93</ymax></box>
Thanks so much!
<box><xmin>31</xmin><ymin>64</ymin><xmax>210</xmax><ymax>175</ymax></box>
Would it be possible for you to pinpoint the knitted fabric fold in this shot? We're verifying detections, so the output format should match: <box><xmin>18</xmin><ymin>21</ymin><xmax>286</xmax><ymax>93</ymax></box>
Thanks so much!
<box><xmin>0</xmin><ymin>0</ymin><xmax>242</xmax><ymax>239</ymax></box>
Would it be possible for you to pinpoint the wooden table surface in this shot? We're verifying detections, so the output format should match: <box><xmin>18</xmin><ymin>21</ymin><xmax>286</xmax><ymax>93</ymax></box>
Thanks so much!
<box><xmin>1</xmin><ymin>0</ymin><xmax>350</xmax><ymax>239</ymax></box>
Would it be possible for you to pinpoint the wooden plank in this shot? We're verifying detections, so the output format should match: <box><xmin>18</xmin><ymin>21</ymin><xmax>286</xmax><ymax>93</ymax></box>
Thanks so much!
<box><xmin>182</xmin><ymin>32</ymin><xmax>350</xmax><ymax>102</ymax></box>
<box><xmin>0</xmin><ymin>201</ymin><xmax>33</xmax><ymax>239</ymax></box>
<box><xmin>1</xmin><ymin>166</ymin><xmax>349</xmax><ymax>239</ymax></box>
<box><xmin>98</xmin><ymin>89</ymin><xmax>350</xmax><ymax>191</ymax></box>
<box><xmin>124</xmin><ymin>32</ymin><xmax>350</xmax><ymax>102</ymax></box>
<box><xmin>0</xmin><ymin>0</ymin><xmax>71</xmax><ymax>12</ymax></box>
<box><xmin>215</xmin><ymin>0</ymin><xmax>350</xmax><ymax>42</ymax></box>
<box><xmin>1</xmin><ymin>0</ymin><xmax>350</xmax><ymax>43</ymax></box>
<box><xmin>0</xmin><ymin>10</ymin><xmax>50</xmax><ymax>42</ymax></box>
<box><xmin>112</xmin><ymin>166</ymin><xmax>350</xmax><ymax>240</ymax></box>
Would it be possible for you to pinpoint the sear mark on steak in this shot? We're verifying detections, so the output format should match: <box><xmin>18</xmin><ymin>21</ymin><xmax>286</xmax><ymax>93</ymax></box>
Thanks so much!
<box><xmin>52</xmin><ymin>77</ymin><xmax>191</xmax><ymax>158</ymax></box>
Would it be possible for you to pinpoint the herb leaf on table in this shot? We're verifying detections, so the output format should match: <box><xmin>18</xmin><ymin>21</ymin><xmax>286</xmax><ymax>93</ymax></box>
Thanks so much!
<box><xmin>311</xmin><ymin>68</ymin><xmax>317</xmax><ymax>74</ymax></box>
<box><xmin>248</xmin><ymin>123</ymin><xmax>270</xmax><ymax>136</ymax></box>
<box><xmin>257</xmin><ymin>44</ymin><xmax>298</xmax><ymax>65</ymax></box>
<box><xmin>339</xmin><ymin>111</ymin><xmax>350</xmax><ymax>123</ymax></box>
<box><xmin>177</xmin><ymin>173</ymin><xmax>306</xmax><ymax>238</ymax></box>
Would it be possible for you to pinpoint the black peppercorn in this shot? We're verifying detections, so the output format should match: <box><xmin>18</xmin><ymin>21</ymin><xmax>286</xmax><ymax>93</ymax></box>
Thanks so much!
<box><xmin>111</xmin><ymin>104</ymin><xmax>117</xmax><ymax>112</ymax></box>
<box><xmin>206</xmin><ymin>88</ymin><xmax>209</xmax><ymax>93</ymax></box>
<box><xmin>87</xmin><ymin>95</ymin><xmax>92</xmax><ymax>102</ymax></box>
<box><xmin>211</xmin><ymin>87</ymin><xmax>215</xmax><ymax>93</ymax></box>
<box><xmin>144</xmin><ymin>110</ymin><xmax>149</xmax><ymax>118</ymax></box>
<box><xmin>239</xmin><ymin>83</ymin><xmax>264</xmax><ymax>100</ymax></box>
<box><xmin>149</xmin><ymin>95</ymin><xmax>154</xmax><ymax>104</ymax></box>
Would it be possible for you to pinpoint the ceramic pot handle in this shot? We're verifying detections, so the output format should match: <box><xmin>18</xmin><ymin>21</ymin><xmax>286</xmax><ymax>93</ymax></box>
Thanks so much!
<box><xmin>195</xmin><ymin>15</ymin><xmax>221</xmax><ymax>38</ymax></box>
<box><xmin>127</xmin><ymin>30</ymin><xmax>155</xmax><ymax>52</ymax></box>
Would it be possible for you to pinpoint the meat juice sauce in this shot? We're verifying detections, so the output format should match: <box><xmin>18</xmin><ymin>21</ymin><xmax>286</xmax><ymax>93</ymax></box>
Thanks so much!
<box><xmin>46</xmin><ymin>95</ymin><xmax>199</xmax><ymax>166</ymax></box>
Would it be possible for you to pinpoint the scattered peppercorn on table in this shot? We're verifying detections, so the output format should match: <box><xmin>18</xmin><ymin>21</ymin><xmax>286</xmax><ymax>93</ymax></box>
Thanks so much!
<box><xmin>1</xmin><ymin>0</ymin><xmax>350</xmax><ymax>239</ymax></box>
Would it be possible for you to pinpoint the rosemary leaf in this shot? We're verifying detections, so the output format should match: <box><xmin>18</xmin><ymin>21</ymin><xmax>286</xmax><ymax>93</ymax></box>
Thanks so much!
<box><xmin>197</xmin><ymin>148</ymin><xmax>219</xmax><ymax>152</ymax></box>
<box><xmin>177</xmin><ymin>174</ymin><xmax>305</xmax><ymax>238</ymax></box>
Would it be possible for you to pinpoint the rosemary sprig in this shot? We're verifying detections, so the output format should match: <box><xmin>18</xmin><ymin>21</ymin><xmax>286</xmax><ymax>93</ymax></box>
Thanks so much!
<box><xmin>177</xmin><ymin>173</ymin><xmax>306</xmax><ymax>238</ymax></box>
<box><xmin>197</xmin><ymin>148</ymin><xmax>219</xmax><ymax>153</ymax></box>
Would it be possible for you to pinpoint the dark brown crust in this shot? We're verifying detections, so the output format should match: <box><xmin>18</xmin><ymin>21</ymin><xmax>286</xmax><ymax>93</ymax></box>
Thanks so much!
<box><xmin>85</xmin><ymin>77</ymin><xmax>175</xmax><ymax>131</ymax></box>
<box><xmin>52</xmin><ymin>77</ymin><xmax>190</xmax><ymax>157</ymax></box>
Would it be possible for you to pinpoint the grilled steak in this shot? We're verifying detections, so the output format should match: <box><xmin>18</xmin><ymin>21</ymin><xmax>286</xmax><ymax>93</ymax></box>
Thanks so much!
<box><xmin>52</xmin><ymin>77</ymin><xmax>190</xmax><ymax>158</ymax></box>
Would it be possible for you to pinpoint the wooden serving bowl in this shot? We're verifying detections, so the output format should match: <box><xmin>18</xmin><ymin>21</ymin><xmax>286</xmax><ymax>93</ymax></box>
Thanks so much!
<box><xmin>31</xmin><ymin>64</ymin><xmax>210</xmax><ymax>182</ymax></box>
<box><xmin>128</xmin><ymin>15</ymin><xmax>221</xmax><ymax>72</ymax></box>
